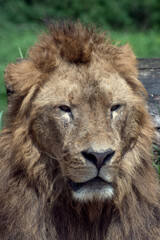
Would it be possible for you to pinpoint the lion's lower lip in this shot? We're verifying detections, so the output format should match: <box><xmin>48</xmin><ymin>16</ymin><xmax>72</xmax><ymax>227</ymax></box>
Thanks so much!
<box><xmin>69</xmin><ymin>176</ymin><xmax>111</xmax><ymax>192</ymax></box>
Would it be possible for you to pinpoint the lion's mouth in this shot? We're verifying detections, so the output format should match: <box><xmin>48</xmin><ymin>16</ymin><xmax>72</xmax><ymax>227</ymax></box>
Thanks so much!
<box><xmin>69</xmin><ymin>176</ymin><xmax>111</xmax><ymax>192</ymax></box>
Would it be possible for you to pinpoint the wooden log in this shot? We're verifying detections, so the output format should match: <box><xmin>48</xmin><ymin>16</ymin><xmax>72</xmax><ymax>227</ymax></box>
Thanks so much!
<box><xmin>138</xmin><ymin>58</ymin><xmax>160</xmax><ymax>157</ymax></box>
<box><xmin>138</xmin><ymin>58</ymin><xmax>160</xmax><ymax>96</ymax></box>
<box><xmin>138</xmin><ymin>58</ymin><xmax>160</xmax><ymax>129</ymax></box>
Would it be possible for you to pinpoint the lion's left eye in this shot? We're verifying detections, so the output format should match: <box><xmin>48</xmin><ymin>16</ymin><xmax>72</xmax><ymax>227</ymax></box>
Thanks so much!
<box><xmin>59</xmin><ymin>105</ymin><xmax>71</xmax><ymax>113</ymax></box>
<box><xmin>111</xmin><ymin>104</ymin><xmax>121</xmax><ymax>112</ymax></box>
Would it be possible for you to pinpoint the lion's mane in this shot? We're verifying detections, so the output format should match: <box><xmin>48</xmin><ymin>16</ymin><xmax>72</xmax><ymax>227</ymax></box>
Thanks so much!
<box><xmin>0</xmin><ymin>20</ymin><xmax>160</xmax><ymax>240</ymax></box>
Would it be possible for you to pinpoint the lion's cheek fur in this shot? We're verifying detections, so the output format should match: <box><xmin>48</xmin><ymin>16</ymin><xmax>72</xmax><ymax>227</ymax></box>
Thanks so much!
<box><xmin>117</xmin><ymin>104</ymin><xmax>148</xmax><ymax>152</ymax></box>
<box><xmin>30</xmin><ymin>110</ymin><xmax>64</xmax><ymax>157</ymax></box>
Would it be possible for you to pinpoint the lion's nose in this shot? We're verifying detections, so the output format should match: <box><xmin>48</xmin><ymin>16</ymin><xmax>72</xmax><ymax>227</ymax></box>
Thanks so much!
<box><xmin>81</xmin><ymin>148</ymin><xmax>115</xmax><ymax>169</ymax></box>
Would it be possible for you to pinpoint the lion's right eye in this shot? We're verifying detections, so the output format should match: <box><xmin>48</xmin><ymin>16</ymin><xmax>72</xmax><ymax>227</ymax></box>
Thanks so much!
<box><xmin>59</xmin><ymin>105</ymin><xmax>71</xmax><ymax>113</ymax></box>
<box><xmin>111</xmin><ymin>104</ymin><xmax>121</xmax><ymax>112</ymax></box>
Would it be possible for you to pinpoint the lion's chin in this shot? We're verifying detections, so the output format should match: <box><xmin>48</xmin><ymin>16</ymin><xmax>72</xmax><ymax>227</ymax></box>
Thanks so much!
<box><xmin>69</xmin><ymin>177</ymin><xmax>114</xmax><ymax>202</ymax></box>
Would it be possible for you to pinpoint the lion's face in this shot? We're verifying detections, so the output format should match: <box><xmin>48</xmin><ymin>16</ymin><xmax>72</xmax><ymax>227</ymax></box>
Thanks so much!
<box><xmin>30</xmin><ymin>58</ymin><xmax>143</xmax><ymax>202</ymax></box>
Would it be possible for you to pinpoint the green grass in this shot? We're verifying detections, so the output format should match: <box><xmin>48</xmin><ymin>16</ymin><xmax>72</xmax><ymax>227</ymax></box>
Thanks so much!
<box><xmin>110</xmin><ymin>30</ymin><xmax>160</xmax><ymax>58</ymax></box>
<box><xmin>0</xmin><ymin>111</ymin><xmax>3</xmax><ymax>131</ymax></box>
<box><xmin>0</xmin><ymin>22</ymin><xmax>160</xmax><ymax>112</ymax></box>
<box><xmin>0</xmin><ymin>23</ymin><xmax>43</xmax><ymax>111</ymax></box>
<box><xmin>153</xmin><ymin>145</ymin><xmax>160</xmax><ymax>176</ymax></box>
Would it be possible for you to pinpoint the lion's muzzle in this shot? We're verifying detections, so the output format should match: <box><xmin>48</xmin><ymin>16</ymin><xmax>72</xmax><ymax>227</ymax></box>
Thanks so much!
<box><xmin>81</xmin><ymin>148</ymin><xmax>115</xmax><ymax>170</ymax></box>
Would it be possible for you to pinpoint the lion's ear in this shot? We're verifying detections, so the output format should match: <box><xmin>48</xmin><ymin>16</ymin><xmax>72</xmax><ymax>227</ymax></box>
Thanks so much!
<box><xmin>119</xmin><ymin>43</ymin><xmax>137</xmax><ymax>65</ymax></box>
<box><xmin>113</xmin><ymin>43</ymin><xmax>138</xmax><ymax>80</ymax></box>
<box><xmin>4</xmin><ymin>60</ymin><xmax>42</xmax><ymax>97</ymax></box>
<box><xmin>116</xmin><ymin>44</ymin><xmax>147</xmax><ymax>97</ymax></box>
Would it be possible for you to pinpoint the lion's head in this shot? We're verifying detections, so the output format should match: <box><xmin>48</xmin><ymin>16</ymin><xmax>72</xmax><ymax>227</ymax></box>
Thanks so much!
<box><xmin>4</xmin><ymin>21</ymin><xmax>154</xmax><ymax>204</ymax></box>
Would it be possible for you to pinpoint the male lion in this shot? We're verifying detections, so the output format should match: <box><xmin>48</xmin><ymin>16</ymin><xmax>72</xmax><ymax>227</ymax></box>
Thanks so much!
<box><xmin>0</xmin><ymin>20</ymin><xmax>160</xmax><ymax>240</ymax></box>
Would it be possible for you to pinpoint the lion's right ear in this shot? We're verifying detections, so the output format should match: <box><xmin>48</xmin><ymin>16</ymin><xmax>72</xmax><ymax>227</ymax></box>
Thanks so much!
<box><xmin>4</xmin><ymin>60</ymin><xmax>42</xmax><ymax>97</ymax></box>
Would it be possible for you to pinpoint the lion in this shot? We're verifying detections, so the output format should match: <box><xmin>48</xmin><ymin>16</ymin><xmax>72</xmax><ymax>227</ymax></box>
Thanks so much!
<box><xmin>0</xmin><ymin>20</ymin><xmax>160</xmax><ymax>240</ymax></box>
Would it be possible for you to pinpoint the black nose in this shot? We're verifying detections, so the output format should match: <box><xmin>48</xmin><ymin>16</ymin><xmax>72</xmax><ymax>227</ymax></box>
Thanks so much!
<box><xmin>81</xmin><ymin>148</ymin><xmax>115</xmax><ymax>169</ymax></box>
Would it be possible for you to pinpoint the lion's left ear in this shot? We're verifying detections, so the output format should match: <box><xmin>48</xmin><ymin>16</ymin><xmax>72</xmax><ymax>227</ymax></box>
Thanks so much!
<box><xmin>116</xmin><ymin>44</ymin><xmax>147</xmax><ymax>97</ymax></box>
<box><xmin>118</xmin><ymin>43</ymin><xmax>137</xmax><ymax>68</ymax></box>
<box><xmin>4</xmin><ymin>60</ymin><xmax>42</xmax><ymax>97</ymax></box>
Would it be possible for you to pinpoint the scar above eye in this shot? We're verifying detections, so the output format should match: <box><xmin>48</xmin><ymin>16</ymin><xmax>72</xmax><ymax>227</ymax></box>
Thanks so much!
<box><xmin>62</xmin><ymin>112</ymin><xmax>73</xmax><ymax>124</ymax></box>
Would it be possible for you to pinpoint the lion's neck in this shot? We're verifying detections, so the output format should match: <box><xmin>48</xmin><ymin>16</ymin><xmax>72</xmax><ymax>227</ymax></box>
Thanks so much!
<box><xmin>48</xmin><ymin>174</ymin><xmax>160</xmax><ymax>240</ymax></box>
<box><xmin>50</xmin><ymin>199</ymin><xmax>114</xmax><ymax>240</ymax></box>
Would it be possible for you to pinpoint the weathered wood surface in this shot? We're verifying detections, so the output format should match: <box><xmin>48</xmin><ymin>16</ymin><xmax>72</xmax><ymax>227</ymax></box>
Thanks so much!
<box><xmin>138</xmin><ymin>58</ymin><xmax>160</xmax><ymax>151</ymax></box>
<box><xmin>138</xmin><ymin>58</ymin><xmax>160</xmax><ymax>96</ymax></box>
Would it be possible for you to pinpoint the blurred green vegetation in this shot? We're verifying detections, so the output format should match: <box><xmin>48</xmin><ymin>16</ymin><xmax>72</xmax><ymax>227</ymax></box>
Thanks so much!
<box><xmin>1</xmin><ymin>0</ymin><xmax>160</xmax><ymax>29</ymax></box>
<box><xmin>0</xmin><ymin>23</ymin><xmax>41</xmax><ymax>112</ymax></box>
<box><xmin>0</xmin><ymin>0</ymin><xmax>160</xmax><ymax>112</ymax></box>
<box><xmin>153</xmin><ymin>145</ymin><xmax>160</xmax><ymax>176</ymax></box>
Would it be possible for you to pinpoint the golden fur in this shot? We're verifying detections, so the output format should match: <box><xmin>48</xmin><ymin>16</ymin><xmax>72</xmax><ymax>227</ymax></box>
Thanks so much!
<box><xmin>0</xmin><ymin>20</ymin><xmax>160</xmax><ymax>240</ymax></box>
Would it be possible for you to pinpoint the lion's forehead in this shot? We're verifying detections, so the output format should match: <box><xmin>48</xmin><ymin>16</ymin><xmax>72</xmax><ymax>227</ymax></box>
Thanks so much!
<box><xmin>35</xmin><ymin>63</ymin><xmax>132</xmax><ymax>107</ymax></box>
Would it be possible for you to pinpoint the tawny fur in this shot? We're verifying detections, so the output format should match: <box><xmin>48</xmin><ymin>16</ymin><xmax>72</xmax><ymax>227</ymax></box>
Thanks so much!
<box><xmin>0</xmin><ymin>20</ymin><xmax>160</xmax><ymax>240</ymax></box>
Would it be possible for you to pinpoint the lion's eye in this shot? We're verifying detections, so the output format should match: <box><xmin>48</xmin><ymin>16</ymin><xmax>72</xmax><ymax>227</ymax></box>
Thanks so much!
<box><xmin>59</xmin><ymin>105</ymin><xmax>71</xmax><ymax>113</ymax></box>
<box><xmin>111</xmin><ymin>104</ymin><xmax>121</xmax><ymax>112</ymax></box>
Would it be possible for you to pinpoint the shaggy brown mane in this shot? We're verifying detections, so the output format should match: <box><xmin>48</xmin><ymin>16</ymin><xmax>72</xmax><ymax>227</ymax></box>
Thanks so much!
<box><xmin>0</xmin><ymin>20</ymin><xmax>160</xmax><ymax>240</ymax></box>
